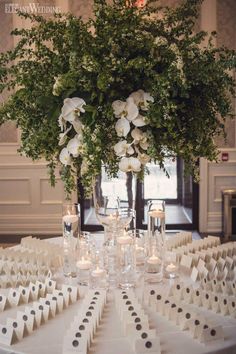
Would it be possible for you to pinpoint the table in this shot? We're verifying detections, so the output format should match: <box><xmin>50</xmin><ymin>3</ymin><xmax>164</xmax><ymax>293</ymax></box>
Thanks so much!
<box><xmin>0</xmin><ymin>235</ymin><xmax>236</xmax><ymax>354</ymax></box>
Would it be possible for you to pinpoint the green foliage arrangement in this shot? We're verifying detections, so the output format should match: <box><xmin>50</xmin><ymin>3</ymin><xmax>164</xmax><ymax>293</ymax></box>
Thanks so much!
<box><xmin>0</xmin><ymin>0</ymin><xmax>235</xmax><ymax>195</ymax></box>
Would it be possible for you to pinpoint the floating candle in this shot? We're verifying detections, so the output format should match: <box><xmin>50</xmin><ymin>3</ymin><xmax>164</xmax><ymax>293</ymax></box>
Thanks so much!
<box><xmin>147</xmin><ymin>255</ymin><xmax>161</xmax><ymax>265</ymax></box>
<box><xmin>166</xmin><ymin>263</ymin><xmax>177</xmax><ymax>272</ymax></box>
<box><xmin>63</xmin><ymin>214</ymin><xmax>78</xmax><ymax>224</ymax></box>
<box><xmin>135</xmin><ymin>245</ymin><xmax>144</xmax><ymax>253</ymax></box>
<box><xmin>148</xmin><ymin>210</ymin><xmax>165</xmax><ymax>219</ymax></box>
<box><xmin>117</xmin><ymin>235</ymin><xmax>133</xmax><ymax>245</ymax></box>
<box><xmin>76</xmin><ymin>257</ymin><xmax>92</xmax><ymax>270</ymax></box>
<box><xmin>91</xmin><ymin>267</ymin><xmax>105</xmax><ymax>278</ymax></box>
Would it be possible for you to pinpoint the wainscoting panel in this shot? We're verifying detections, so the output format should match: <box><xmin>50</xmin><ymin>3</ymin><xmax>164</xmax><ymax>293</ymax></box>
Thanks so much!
<box><xmin>199</xmin><ymin>149</ymin><xmax>236</xmax><ymax>233</ymax></box>
<box><xmin>0</xmin><ymin>143</ymin><xmax>76</xmax><ymax>236</ymax></box>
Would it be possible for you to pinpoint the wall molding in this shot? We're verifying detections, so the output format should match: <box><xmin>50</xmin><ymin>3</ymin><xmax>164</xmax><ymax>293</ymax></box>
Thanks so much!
<box><xmin>0</xmin><ymin>144</ymin><xmax>76</xmax><ymax>236</ymax></box>
<box><xmin>199</xmin><ymin>148</ymin><xmax>236</xmax><ymax>233</ymax></box>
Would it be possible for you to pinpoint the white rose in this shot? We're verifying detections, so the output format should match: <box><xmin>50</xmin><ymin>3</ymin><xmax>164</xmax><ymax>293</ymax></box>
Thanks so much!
<box><xmin>115</xmin><ymin>118</ymin><xmax>130</xmax><ymax>137</ymax></box>
<box><xmin>59</xmin><ymin>148</ymin><xmax>71</xmax><ymax>165</ymax></box>
<box><xmin>61</xmin><ymin>97</ymin><xmax>86</xmax><ymax>123</ymax></box>
<box><xmin>119</xmin><ymin>157</ymin><xmax>141</xmax><ymax>173</ymax></box>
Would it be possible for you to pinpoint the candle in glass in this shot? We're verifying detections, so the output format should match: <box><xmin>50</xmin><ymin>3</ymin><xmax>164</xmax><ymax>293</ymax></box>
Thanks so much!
<box><xmin>116</xmin><ymin>232</ymin><xmax>136</xmax><ymax>289</ymax></box>
<box><xmin>90</xmin><ymin>249</ymin><xmax>107</xmax><ymax>289</ymax></box>
<box><xmin>62</xmin><ymin>203</ymin><xmax>80</xmax><ymax>278</ymax></box>
<box><xmin>164</xmin><ymin>251</ymin><xmax>178</xmax><ymax>279</ymax></box>
<box><xmin>145</xmin><ymin>200</ymin><xmax>165</xmax><ymax>283</ymax></box>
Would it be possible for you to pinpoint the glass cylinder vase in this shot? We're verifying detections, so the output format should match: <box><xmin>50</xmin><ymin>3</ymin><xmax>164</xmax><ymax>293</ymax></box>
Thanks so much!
<box><xmin>116</xmin><ymin>232</ymin><xmax>136</xmax><ymax>289</ymax></box>
<box><xmin>145</xmin><ymin>200</ymin><xmax>165</xmax><ymax>283</ymax></box>
<box><xmin>62</xmin><ymin>203</ymin><xmax>80</xmax><ymax>278</ymax></box>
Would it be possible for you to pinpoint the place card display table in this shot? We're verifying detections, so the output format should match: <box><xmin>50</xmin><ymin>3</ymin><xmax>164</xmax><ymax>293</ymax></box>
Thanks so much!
<box><xmin>0</xmin><ymin>235</ymin><xmax>235</xmax><ymax>354</ymax></box>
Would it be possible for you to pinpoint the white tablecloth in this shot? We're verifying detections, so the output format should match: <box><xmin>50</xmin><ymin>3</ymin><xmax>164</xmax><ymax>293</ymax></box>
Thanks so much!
<box><xmin>0</xmin><ymin>235</ymin><xmax>235</xmax><ymax>354</ymax></box>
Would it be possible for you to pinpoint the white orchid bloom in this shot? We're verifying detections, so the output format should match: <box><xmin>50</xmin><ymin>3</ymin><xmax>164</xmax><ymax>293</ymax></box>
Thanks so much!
<box><xmin>131</xmin><ymin>128</ymin><xmax>149</xmax><ymax>150</ymax></box>
<box><xmin>125</xmin><ymin>97</ymin><xmax>139</xmax><ymax>121</ymax></box>
<box><xmin>67</xmin><ymin>135</ymin><xmax>83</xmax><ymax>157</ymax></box>
<box><xmin>138</xmin><ymin>152</ymin><xmax>151</xmax><ymax>165</ymax></box>
<box><xmin>112</xmin><ymin>97</ymin><xmax>139</xmax><ymax>121</ymax></box>
<box><xmin>129</xmin><ymin>90</ymin><xmax>143</xmax><ymax>106</ymax></box>
<box><xmin>115</xmin><ymin>118</ymin><xmax>130</xmax><ymax>137</ymax></box>
<box><xmin>129</xmin><ymin>89</ymin><xmax>154</xmax><ymax>111</ymax></box>
<box><xmin>112</xmin><ymin>100</ymin><xmax>126</xmax><ymax>117</ymax></box>
<box><xmin>72</xmin><ymin>118</ymin><xmax>83</xmax><ymax>134</ymax></box>
<box><xmin>61</xmin><ymin>97</ymin><xmax>86</xmax><ymax>123</ymax></box>
<box><xmin>131</xmin><ymin>127</ymin><xmax>143</xmax><ymax>142</ymax></box>
<box><xmin>59</xmin><ymin>148</ymin><xmax>71</xmax><ymax>166</ymax></box>
<box><xmin>58</xmin><ymin>126</ymin><xmax>72</xmax><ymax>146</ymax></box>
<box><xmin>140</xmin><ymin>139</ymin><xmax>149</xmax><ymax>150</ymax></box>
<box><xmin>127</xmin><ymin>145</ymin><xmax>135</xmax><ymax>155</ymax></box>
<box><xmin>133</xmin><ymin>114</ymin><xmax>147</xmax><ymax>127</ymax></box>
<box><xmin>119</xmin><ymin>157</ymin><xmax>141</xmax><ymax>173</ymax></box>
<box><xmin>114</xmin><ymin>140</ymin><xmax>134</xmax><ymax>157</ymax></box>
<box><xmin>58</xmin><ymin>114</ymin><xmax>66</xmax><ymax>132</ymax></box>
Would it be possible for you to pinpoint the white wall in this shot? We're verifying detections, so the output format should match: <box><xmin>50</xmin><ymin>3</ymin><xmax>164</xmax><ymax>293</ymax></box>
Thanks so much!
<box><xmin>0</xmin><ymin>140</ymin><xmax>75</xmax><ymax>235</ymax></box>
<box><xmin>199</xmin><ymin>149</ymin><xmax>236</xmax><ymax>233</ymax></box>
<box><xmin>199</xmin><ymin>0</ymin><xmax>236</xmax><ymax>233</ymax></box>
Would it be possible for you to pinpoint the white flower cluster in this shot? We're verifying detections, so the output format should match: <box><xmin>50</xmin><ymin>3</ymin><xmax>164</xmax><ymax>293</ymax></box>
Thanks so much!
<box><xmin>58</xmin><ymin>97</ymin><xmax>88</xmax><ymax>173</ymax></box>
<box><xmin>112</xmin><ymin>89</ymin><xmax>154</xmax><ymax>173</ymax></box>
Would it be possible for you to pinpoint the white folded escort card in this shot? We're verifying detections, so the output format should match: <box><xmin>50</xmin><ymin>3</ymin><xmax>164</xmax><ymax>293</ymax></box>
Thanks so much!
<box><xmin>33</xmin><ymin>302</ymin><xmax>49</xmax><ymax>323</ymax></box>
<box><xmin>17</xmin><ymin>311</ymin><xmax>34</xmax><ymax>335</ymax></box>
<box><xmin>0</xmin><ymin>294</ymin><xmax>7</xmax><ymax>311</ymax></box>
<box><xmin>210</xmin><ymin>293</ymin><xmax>220</xmax><ymax>313</ymax></box>
<box><xmin>190</xmin><ymin>267</ymin><xmax>199</xmax><ymax>282</ymax></box>
<box><xmin>0</xmin><ymin>324</ymin><xmax>16</xmax><ymax>346</ymax></box>
<box><xmin>199</xmin><ymin>324</ymin><xmax>224</xmax><ymax>344</ymax></box>
<box><xmin>19</xmin><ymin>286</ymin><xmax>30</xmax><ymax>304</ymax></box>
<box><xmin>45</xmin><ymin>278</ymin><xmax>56</xmax><ymax>294</ymax></box>
<box><xmin>6</xmin><ymin>317</ymin><xmax>26</xmax><ymax>341</ymax></box>
<box><xmin>47</xmin><ymin>293</ymin><xmax>64</xmax><ymax>313</ymax></box>
<box><xmin>36</xmin><ymin>281</ymin><xmax>46</xmax><ymax>297</ymax></box>
<box><xmin>29</xmin><ymin>282</ymin><xmax>39</xmax><ymax>301</ymax></box>
<box><xmin>25</xmin><ymin>306</ymin><xmax>42</xmax><ymax>328</ymax></box>
<box><xmin>201</xmin><ymin>291</ymin><xmax>212</xmax><ymax>310</ymax></box>
<box><xmin>8</xmin><ymin>289</ymin><xmax>21</xmax><ymax>307</ymax></box>
<box><xmin>113</xmin><ymin>289</ymin><xmax>161</xmax><ymax>354</ymax></box>
<box><xmin>39</xmin><ymin>298</ymin><xmax>56</xmax><ymax>319</ymax></box>
<box><xmin>188</xmin><ymin>314</ymin><xmax>207</xmax><ymax>338</ymax></box>
<box><xmin>131</xmin><ymin>336</ymin><xmax>161</xmax><ymax>354</ymax></box>
<box><xmin>63</xmin><ymin>290</ymin><xmax>107</xmax><ymax>354</ymax></box>
<box><xmin>178</xmin><ymin>305</ymin><xmax>198</xmax><ymax>331</ymax></box>
<box><xmin>180</xmin><ymin>254</ymin><xmax>193</xmax><ymax>272</ymax></box>
<box><xmin>62</xmin><ymin>284</ymin><xmax>78</xmax><ymax>304</ymax></box>
<box><xmin>53</xmin><ymin>289</ymin><xmax>69</xmax><ymax>308</ymax></box>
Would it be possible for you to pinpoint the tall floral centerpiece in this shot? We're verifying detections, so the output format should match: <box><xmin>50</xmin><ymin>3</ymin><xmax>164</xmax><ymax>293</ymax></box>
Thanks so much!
<box><xmin>0</xmin><ymin>0</ymin><xmax>235</xmax><ymax>199</ymax></box>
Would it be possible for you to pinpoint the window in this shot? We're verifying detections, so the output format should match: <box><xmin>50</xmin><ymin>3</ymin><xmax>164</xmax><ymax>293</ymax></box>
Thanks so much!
<box><xmin>79</xmin><ymin>159</ymin><xmax>198</xmax><ymax>231</ymax></box>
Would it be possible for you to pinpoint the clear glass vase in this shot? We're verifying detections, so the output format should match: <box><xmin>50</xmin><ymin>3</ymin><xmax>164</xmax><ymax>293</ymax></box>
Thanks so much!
<box><xmin>93</xmin><ymin>168</ymin><xmax>137</xmax><ymax>239</ymax></box>
<box><xmin>93</xmin><ymin>168</ymin><xmax>137</xmax><ymax>286</ymax></box>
